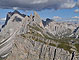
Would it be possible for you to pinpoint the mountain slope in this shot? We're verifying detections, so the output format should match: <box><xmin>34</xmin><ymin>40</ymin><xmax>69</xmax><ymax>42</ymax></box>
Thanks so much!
<box><xmin>0</xmin><ymin>11</ymin><xmax>79</xmax><ymax>60</ymax></box>
<box><xmin>5</xmin><ymin>21</ymin><xmax>79</xmax><ymax>60</ymax></box>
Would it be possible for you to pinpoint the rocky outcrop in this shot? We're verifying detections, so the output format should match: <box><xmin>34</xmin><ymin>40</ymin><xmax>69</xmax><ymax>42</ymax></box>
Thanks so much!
<box><xmin>34</xmin><ymin>11</ymin><xmax>44</xmax><ymax>27</ymax></box>
<box><xmin>72</xmin><ymin>26</ymin><xmax>79</xmax><ymax>38</ymax></box>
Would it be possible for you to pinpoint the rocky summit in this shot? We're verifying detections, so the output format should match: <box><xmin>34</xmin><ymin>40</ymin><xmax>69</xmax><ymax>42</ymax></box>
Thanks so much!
<box><xmin>0</xmin><ymin>10</ymin><xmax>79</xmax><ymax>60</ymax></box>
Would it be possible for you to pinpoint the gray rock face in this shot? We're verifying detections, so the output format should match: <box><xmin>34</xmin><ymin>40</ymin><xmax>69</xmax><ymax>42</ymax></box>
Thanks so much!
<box><xmin>1</xmin><ymin>10</ymin><xmax>26</xmax><ymax>28</ymax></box>
<box><xmin>71</xmin><ymin>26</ymin><xmax>79</xmax><ymax>38</ymax></box>
<box><xmin>0</xmin><ymin>11</ymin><xmax>43</xmax><ymax>58</ymax></box>
<box><xmin>34</xmin><ymin>11</ymin><xmax>41</xmax><ymax>23</ymax></box>
<box><xmin>0</xmin><ymin>10</ymin><xmax>25</xmax><ymax>39</ymax></box>
<box><xmin>5</xmin><ymin>33</ymin><xmax>79</xmax><ymax>60</ymax></box>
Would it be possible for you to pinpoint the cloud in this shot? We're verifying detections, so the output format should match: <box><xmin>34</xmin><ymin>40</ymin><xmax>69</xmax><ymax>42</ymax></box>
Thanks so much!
<box><xmin>74</xmin><ymin>9</ymin><xmax>79</xmax><ymax>13</ymax></box>
<box><xmin>77</xmin><ymin>0</ymin><xmax>79</xmax><ymax>7</ymax></box>
<box><xmin>13</xmin><ymin>7</ymin><xmax>19</xmax><ymax>10</ymax></box>
<box><xmin>0</xmin><ymin>0</ymin><xmax>76</xmax><ymax>10</ymax></box>
<box><xmin>32</xmin><ymin>0</ymin><xmax>48</xmax><ymax>4</ymax></box>
<box><xmin>0</xmin><ymin>18</ymin><xmax>6</xmax><ymax>21</ymax></box>
<box><xmin>53</xmin><ymin>16</ymin><xmax>62</xmax><ymax>19</ymax></box>
<box><xmin>72</xmin><ymin>16</ymin><xmax>79</xmax><ymax>19</ymax></box>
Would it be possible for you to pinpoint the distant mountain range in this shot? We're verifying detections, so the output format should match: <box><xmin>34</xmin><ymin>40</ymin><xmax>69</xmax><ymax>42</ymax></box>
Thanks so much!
<box><xmin>1</xmin><ymin>10</ymin><xmax>79</xmax><ymax>38</ymax></box>
<box><xmin>0</xmin><ymin>10</ymin><xmax>79</xmax><ymax>60</ymax></box>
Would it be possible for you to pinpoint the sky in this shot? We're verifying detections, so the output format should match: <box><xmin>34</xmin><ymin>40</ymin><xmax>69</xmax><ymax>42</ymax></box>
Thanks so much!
<box><xmin>0</xmin><ymin>0</ymin><xmax>79</xmax><ymax>20</ymax></box>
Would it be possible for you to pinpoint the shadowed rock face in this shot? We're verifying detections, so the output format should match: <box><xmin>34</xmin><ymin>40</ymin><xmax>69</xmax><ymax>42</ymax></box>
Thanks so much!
<box><xmin>2</xmin><ymin>12</ymin><xmax>12</xmax><ymax>28</ymax></box>
<box><xmin>42</xmin><ymin>18</ymin><xmax>53</xmax><ymax>27</ymax></box>
<box><xmin>0</xmin><ymin>10</ymin><xmax>79</xmax><ymax>60</ymax></box>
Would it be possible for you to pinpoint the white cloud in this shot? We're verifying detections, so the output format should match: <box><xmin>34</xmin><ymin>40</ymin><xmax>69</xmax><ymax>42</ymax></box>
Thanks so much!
<box><xmin>0</xmin><ymin>0</ymin><xmax>76</xmax><ymax>10</ymax></box>
<box><xmin>72</xmin><ymin>16</ymin><xmax>79</xmax><ymax>19</ymax></box>
<box><xmin>53</xmin><ymin>16</ymin><xmax>62</xmax><ymax>19</ymax></box>
<box><xmin>77</xmin><ymin>0</ymin><xmax>79</xmax><ymax>7</ymax></box>
<box><xmin>60</xmin><ymin>2</ymin><xmax>76</xmax><ymax>9</ymax></box>
<box><xmin>0</xmin><ymin>18</ymin><xmax>6</xmax><ymax>21</ymax></box>
<box><xmin>74</xmin><ymin>9</ymin><xmax>79</xmax><ymax>13</ymax></box>
<box><xmin>13</xmin><ymin>7</ymin><xmax>19</xmax><ymax>10</ymax></box>
<box><xmin>32</xmin><ymin>0</ymin><xmax>48</xmax><ymax>4</ymax></box>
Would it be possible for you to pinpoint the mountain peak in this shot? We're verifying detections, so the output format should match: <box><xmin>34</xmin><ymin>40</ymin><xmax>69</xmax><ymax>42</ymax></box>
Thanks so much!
<box><xmin>1</xmin><ymin>10</ymin><xmax>26</xmax><ymax>29</ymax></box>
<box><xmin>13</xmin><ymin>10</ymin><xmax>26</xmax><ymax>17</ymax></box>
<box><xmin>13</xmin><ymin>10</ymin><xmax>21</xmax><ymax>14</ymax></box>
<box><xmin>29</xmin><ymin>14</ymin><xmax>33</xmax><ymax>20</ymax></box>
<box><xmin>34</xmin><ymin>11</ymin><xmax>40</xmax><ymax>18</ymax></box>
